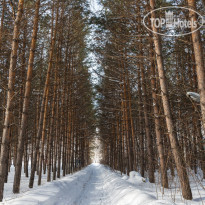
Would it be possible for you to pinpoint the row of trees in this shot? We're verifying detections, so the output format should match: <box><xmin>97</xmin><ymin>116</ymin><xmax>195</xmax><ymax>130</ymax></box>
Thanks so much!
<box><xmin>96</xmin><ymin>0</ymin><xmax>205</xmax><ymax>200</ymax></box>
<box><xmin>0</xmin><ymin>0</ymin><xmax>95</xmax><ymax>201</ymax></box>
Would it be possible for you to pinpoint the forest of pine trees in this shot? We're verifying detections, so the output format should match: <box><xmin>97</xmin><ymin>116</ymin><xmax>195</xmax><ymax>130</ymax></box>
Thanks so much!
<box><xmin>95</xmin><ymin>0</ymin><xmax>205</xmax><ymax>201</ymax></box>
<box><xmin>0</xmin><ymin>0</ymin><xmax>204</xmax><ymax>202</ymax></box>
<box><xmin>0</xmin><ymin>0</ymin><xmax>95</xmax><ymax>201</ymax></box>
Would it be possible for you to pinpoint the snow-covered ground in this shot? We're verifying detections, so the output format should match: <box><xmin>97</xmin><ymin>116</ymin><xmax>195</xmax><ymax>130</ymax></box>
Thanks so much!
<box><xmin>2</xmin><ymin>164</ymin><xmax>173</xmax><ymax>205</ymax></box>
<box><xmin>124</xmin><ymin>169</ymin><xmax>205</xmax><ymax>205</ymax></box>
<box><xmin>1</xmin><ymin>164</ymin><xmax>204</xmax><ymax>205</ymax></box>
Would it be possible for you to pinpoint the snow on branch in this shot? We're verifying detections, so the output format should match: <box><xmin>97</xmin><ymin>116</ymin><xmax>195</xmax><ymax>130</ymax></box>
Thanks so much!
<box><xmin>186</xmin><ymin>92</ymin><xmax>200</xmax><ymax>103</ymax></box>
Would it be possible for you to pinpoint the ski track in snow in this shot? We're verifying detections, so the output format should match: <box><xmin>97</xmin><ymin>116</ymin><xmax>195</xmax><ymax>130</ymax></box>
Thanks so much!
<box><xmin>0</xmin><ymin>164</ymin><xmax>190</xmax><ymax>205</ymax></box>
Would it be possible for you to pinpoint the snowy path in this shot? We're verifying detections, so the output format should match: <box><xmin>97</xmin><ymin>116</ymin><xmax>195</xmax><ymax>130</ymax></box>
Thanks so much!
<box><xmin>76</xmin><ymin>166</ymin><xmax>112</xmax><ymax>205</ymax></box>
<box><xmin>3</xmin><ymin>164</ymin><xmax>175</xmax><ymax>205</ymax></box>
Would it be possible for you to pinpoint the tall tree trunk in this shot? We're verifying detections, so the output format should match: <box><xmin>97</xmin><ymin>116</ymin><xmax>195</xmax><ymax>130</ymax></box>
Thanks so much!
<box><xmin>137</xmin><ymin>67</ymin><xmax>145</xmax><ymax>177</ymax></box>
<box><xmin>149</xmin><ymin>0</ymin><xmax>192</xmax><ymax>200</ymax></box>
<box><xmin>149</xmin><ymin>40</ymin><xmax>168</xmax><ymax>188</ymax></box>
<box><xmin>0</xmin><ymin>0</ymin><xmax>24</xmax><ymax>201</ymax></box>
<box><xmin>38</xmin><ymin>87</ymin><xmax>49</xmax><ymax>185</ymax></box>
<box><xmin>47</xmin><ymin>56</ymin><xmax>58</xmax><ymax>182</ymax></box>
<box><xmin>29</xmin><ymin>1</ymin><xmax>59</xmax><ymax>188</ymax></box>
<box><xmin>188</xmin><ymin>0</ymin><xmax>205</xmax><ymax>137</ymax></box>
<box><xmin>53</xmin><ymin>90</ymin><xmax>60</xmax><ymax>180</ymax></box>
<box><xmin>139</xmin><ymin>61</ymin><xmax>155</xmax><ymax>183</ymax></box>
<box><xmin>0</xmin><ymin>0</ymin><xmax>6</xmax><ymax>49</ymax></box>
<box><xmin>13</xmin><ymin>0</ymin><xmax>41</xmax><ymax>194</ymax></box>
<box><xmin>126</xmin><ymin>70</ymin><xmax>137</xmax><ymax>171</ymax></box>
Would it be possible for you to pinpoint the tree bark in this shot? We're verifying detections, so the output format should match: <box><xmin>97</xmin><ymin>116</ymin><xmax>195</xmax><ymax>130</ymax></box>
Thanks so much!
<box><xmin>188</xmin><ymin>0</ymin><xmax>205</xmax><ymax>138</ymax></box>
<box><xmin>0</xmin><ymin>0</ymin><xmax>6</xmax><ymax>49</ymax></box>
<box><xmin>29</xmin><ymin>0</ymin><xmax>59</xmax><ymax>188</ymax></box>
<box><xmin>0</xmin><ymin>0</ymin><xmax>24</xmax><ymax>201</ymax></box>
<box><xmin>150</xmin><ymin>0</ymin><xmax>192</xmax><ymax>200</ymax></box>
<box><xmin>47</xmin><ymin>55</ymin><xmax>58</xmax><ymax>182</ymax></box>
<box><xmin>137</xmin><ymin>67</ymin><xmax>145</xmax><ymax>177</ymax></box>
<box><xmin>149</xmin><ymin>41</ymin><xmax>168</xmax><ymax>188</ymax></box>
<box><xmin>139</xmin><ymin>61</ymin><xmax>155</xmax><ymax>183</ymax></box>
<box><xmin>13</xmin><ymin>0</ymin><xmax>41</xmax><ymax>194</ymax></box>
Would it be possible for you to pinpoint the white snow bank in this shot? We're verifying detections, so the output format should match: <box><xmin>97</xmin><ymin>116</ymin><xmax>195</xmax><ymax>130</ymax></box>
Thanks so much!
<box><xmin>121</xmin><ymin>169</ymin><xmax>205</xmax><ymax>205</ymax></box>
<box><xmin>129</xmin><ymin>171</ymin><xmax>146</xmax><ymax>183</ymax></box>
<box><xmin>4</xmin><ymin>166</ymin><xmax>92</xmax><ymax>205</ymax></box>
<box><xmin>99</xmin><ymin>167</ymin><xmax>174</xmax><ymax>205</ymax></box>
